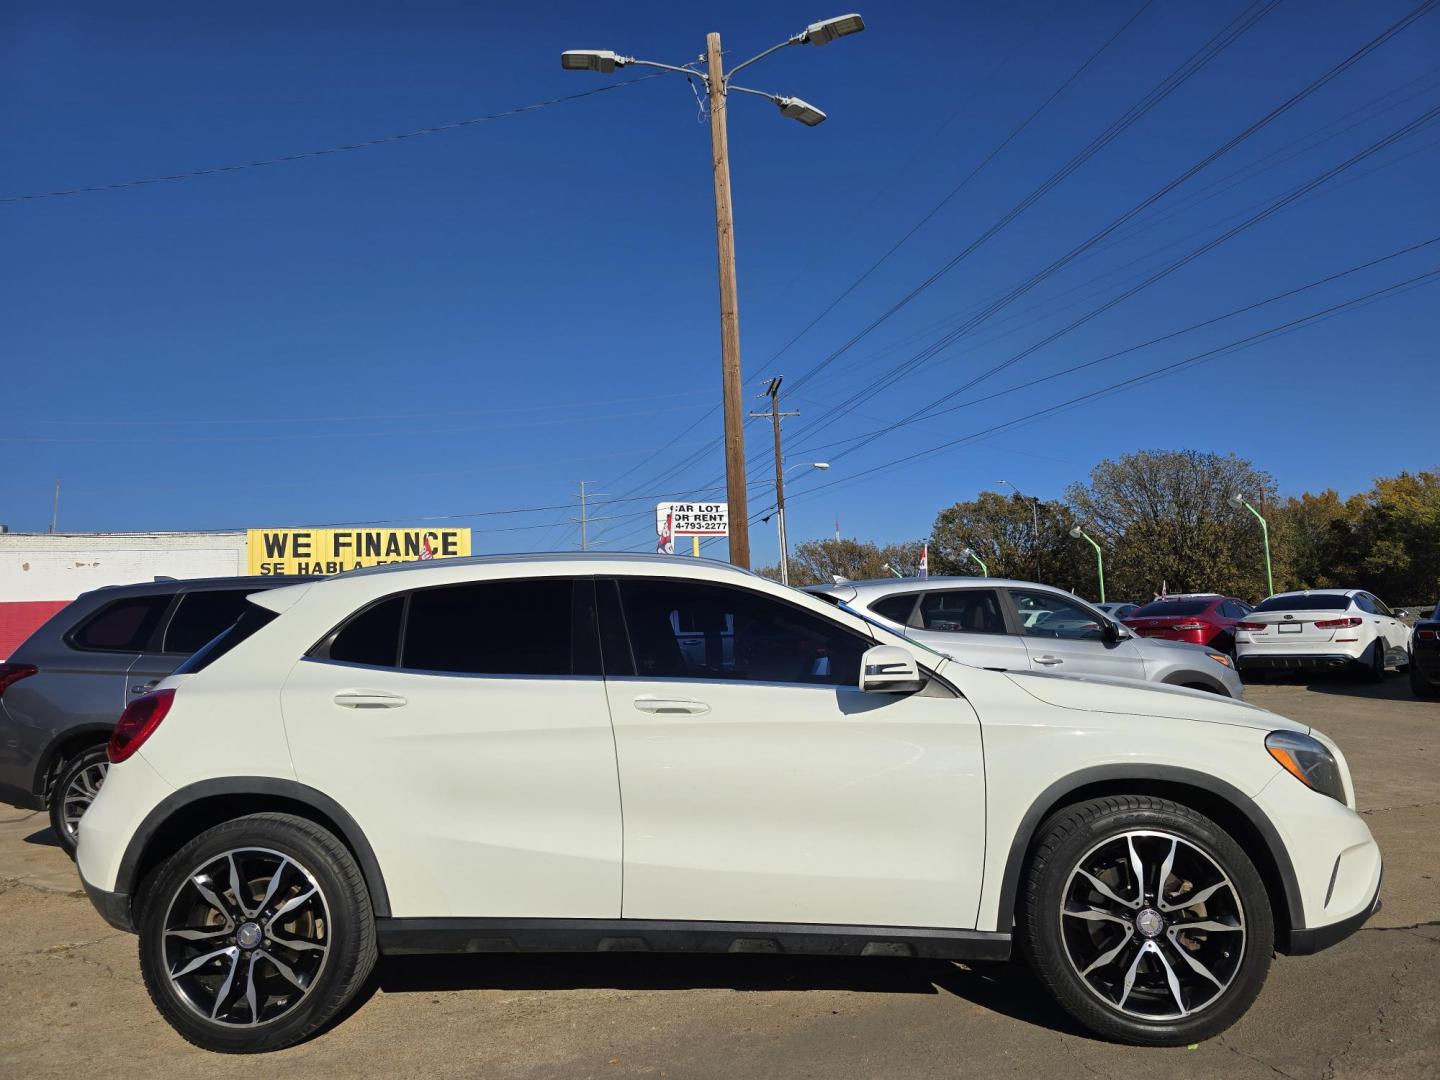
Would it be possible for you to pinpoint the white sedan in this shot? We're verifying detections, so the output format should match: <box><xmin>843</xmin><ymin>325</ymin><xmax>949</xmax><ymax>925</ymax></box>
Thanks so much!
<box><xmin>1235</xmin><ymin>589</ymin><xmax>1412</xmax><ymax>680</ymax></box>
<box><xmin>75</xmin><ymin>554</ymin><xmax>1380</xmax><ymax>1053</ymax></box>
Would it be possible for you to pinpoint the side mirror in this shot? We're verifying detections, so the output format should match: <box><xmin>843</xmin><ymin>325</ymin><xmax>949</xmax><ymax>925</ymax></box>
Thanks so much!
<box><xmin>1395</xmin><ymin>609</ymin><xmax>1409</xmax><ymax>619</ymax></box>
<box><xmin>859</xmin><ymin>645</ymin><xmax>926</xmax><ymax>694</ymax></box>
<box><xmin>1102</xmin><ymin>621</ymin><xmax>1123</xmax><ymax>642</ymax></box>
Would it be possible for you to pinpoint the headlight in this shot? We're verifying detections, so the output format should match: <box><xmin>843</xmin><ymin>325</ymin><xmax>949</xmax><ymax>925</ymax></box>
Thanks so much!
<box><xmin>1206</xmin><ymin>652</ymin><xmax>1234</xmax><ymax>669</ymax></box>
<box><xmin>1265</xmin><ymin>730</ymin><xmax>1346</xmax><ymax>803</ymax></box>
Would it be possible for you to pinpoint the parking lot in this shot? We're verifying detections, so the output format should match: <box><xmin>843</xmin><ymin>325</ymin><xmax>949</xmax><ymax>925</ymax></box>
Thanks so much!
<box><xmin>1</xmin><ymin>676</ymin><xmax>1435</xmax><ymax>1080</ymax></box>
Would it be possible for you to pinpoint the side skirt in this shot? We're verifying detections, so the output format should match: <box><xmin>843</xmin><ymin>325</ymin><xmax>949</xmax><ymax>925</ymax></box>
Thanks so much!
<box><xmin>376</xmin><ymin>917</ymin><xmax>1012</xmax><ymax>962</ymax></box>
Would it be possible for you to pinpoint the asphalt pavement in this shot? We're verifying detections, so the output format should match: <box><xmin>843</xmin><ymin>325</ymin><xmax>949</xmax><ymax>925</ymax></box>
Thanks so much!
<box><xmin>1</xmin><ymin>675</ymin><xmax>1435</xmax><ymax>1079</ymax></box>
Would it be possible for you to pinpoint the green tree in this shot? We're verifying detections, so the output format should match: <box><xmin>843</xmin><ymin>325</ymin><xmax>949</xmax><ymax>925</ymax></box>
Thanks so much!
<box><xmin>1272</xmin><ymin>490</ymin><xmax>1362</xmax><ymax>589</ymax></box>
<box><xmin>1065</xmin><ymin>450</ymin><xmax>1282</xmax><ymax>602</ymax></box>
<box><xmin>1351</xmin><ymin>469</ymin><xmax>1440</xmax><ymax>604</ymax></box>
<box><xmin>930</xmin><ymin>492</ymin><xmax>1094</xmax><ymax>592</ymax></box>
<box><xmin>756</xmin><ymin>537</ymin><xmax>924</xmax><ymax>587</ymax></box>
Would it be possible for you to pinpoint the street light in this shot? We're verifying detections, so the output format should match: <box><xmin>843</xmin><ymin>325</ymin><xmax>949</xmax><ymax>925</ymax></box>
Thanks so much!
<box><xmin>1069</xmin><ymin>525</ymin><xmax>1105</xmax><ymax>604</ymax></box>
<box><xmin>774</xmin><ymin>461</ymin><xmax>829</xmax><ymax>585</ymax></box>
<box><xmin>561</xmin><ymin>15</ymin><xmax>865</xmax><ymax>570</ymax></box>
<box><xmin>997</xmin><ymin>480</ymin><xmax>1042</xmax><ymax>581</ymax></box>
<box><xmin>1229</xmin><ymin>493</ymin><xmax>1275</xmax><ymax>597</ymax></box>
<box><xmin>959</xmin><ymin>546</ymin><xmax>989</xmax><ymax>577</ymax></box>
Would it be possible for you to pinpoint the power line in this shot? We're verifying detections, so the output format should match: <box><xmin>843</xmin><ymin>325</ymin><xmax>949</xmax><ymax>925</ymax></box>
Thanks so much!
<box><xmin>593</xmin><ymin>0</ymin><xmax>1281</xmax><ymax>510</ymax></box>
<box><xmin>0</xmin><ymin>75</ymin><xmax>663</xmax><ymax>204</ymax></box>
<box><xmin>813</xmin><ymin>97</ymin><xmax>1440</xmax><ymax>464</ymax></box>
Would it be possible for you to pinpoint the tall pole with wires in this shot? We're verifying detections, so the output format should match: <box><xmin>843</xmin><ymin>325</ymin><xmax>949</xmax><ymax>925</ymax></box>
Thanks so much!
<box><xmin>560</xmin><ymin>15</ymin><xmax>866</xmax><ymax>568</ymax></box>
<box><xmin>750</xmin><ymin>377</ymin><xmax>800</xmax><ymax>583</ymax></box>
<box><xmin>705</xmin><ymin>31</ymin><xmax>751</xmax><ymax>569</ymax></box>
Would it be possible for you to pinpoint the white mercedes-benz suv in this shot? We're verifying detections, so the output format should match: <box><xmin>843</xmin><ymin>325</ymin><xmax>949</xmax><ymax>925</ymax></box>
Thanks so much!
<box><xmin>75</xmin><ymin>555</ymin><xmax>1381</xmax><ymax>1053</ymax></box>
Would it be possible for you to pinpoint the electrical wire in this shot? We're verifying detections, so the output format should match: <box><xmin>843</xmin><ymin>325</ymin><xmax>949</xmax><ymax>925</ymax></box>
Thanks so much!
<box><xmin>0</xmin><ymin>75</ymin><xmax>664</xmax><ymax>204</ymax></box>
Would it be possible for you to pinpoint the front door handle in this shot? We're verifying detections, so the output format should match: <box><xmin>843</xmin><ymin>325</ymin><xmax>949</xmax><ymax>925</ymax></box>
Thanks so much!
<box><xmin>632</xmin><ymin>696</ymin><xmax>711</xmax><ymax>716</ymax></box>
<box><xmin>131</xmin><ymin>680</ymin><xmax>158</xmax><ymax>695</ymax></box>
<box><xmin>333</xmin><ymin>690</ymin><xmax>408</xmax><ymax>709</ymax></box>
<box><xmin>1034</xmin><ymin>656</ymin><xmax>1064</xmax><ymax>666</ymax></box>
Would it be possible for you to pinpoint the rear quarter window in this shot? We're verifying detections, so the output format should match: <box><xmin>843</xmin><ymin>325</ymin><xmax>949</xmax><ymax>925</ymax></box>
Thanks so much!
<box><xmin>69</xmin><ymin>595</ymin><xmax>171</xmax><ymax>652</ymax></box>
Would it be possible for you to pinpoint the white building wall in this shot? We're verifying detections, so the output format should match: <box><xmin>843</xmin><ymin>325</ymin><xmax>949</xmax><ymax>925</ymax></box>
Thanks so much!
<box><xmin>0</xmin><ymin>532</ymin><xmax>249</xmax><ymax>603</ymax></box>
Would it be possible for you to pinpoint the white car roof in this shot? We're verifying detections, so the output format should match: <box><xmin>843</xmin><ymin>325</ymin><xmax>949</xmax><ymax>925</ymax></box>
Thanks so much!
<box><xmin>807</xmin><ymin>576</ymin><xmax>1054</xmax><ymax>595</ymax></box>
<box><xmin>1263</xmin><ymin>588</ymin><xmax>1358</xmax><ymax>599</ymax></box>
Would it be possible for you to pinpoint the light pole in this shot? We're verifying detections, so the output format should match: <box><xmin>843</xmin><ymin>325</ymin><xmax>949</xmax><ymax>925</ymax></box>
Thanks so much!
<box><xmin>997</xmin><ymin>480</ymin><xmax>1041</xmax><ymax>581</ymax></box>
<box><xmin>959</xmin><ymin>546</ymin><xmax>989</xmax><ymax>576</ymax></box>
<box><xmin>1069</xmin><ymin>526</ymin><xmax>1105</xmax><ymax>604</ymax></box>
<box><xmin>1229</xmin><ymin>493</ymin><xmax>1274</xmax><ymax>597</ymax></box>
<box><xmin>561</xmin><ymin>14</ymin><xmax>865</xmax><ymax>570</ymax></box>
<box><xmin>775</xmin><ymin>461</ymin><xmax>829</xmax><ymax>585</ymax></box>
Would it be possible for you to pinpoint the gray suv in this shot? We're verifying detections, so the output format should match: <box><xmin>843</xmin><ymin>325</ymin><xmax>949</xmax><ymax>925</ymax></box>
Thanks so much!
<box><xmin>0</xmin><ymin>575</ymin><xmax>309</xmax><ymax>854</ymax></box>
<box><xmin>806</xmin><ymin>577</ymin><xmax>1244</xmax><ymax>699</ymax></box>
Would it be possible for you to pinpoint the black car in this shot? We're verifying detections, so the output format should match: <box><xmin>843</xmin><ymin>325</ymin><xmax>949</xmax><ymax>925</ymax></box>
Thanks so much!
<box><xmin>0</xmin><ymin>575</ymin><xmax>311</xmax><ymax>854</ymax></box>
<box><xmin>1411</xmin><ymin>602</ymin><xmax>1440</xmax><ymax>699</ymax></box>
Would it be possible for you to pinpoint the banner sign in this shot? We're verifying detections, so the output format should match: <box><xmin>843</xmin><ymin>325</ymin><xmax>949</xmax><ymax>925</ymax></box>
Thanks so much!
<box><xmin>247</xmin><ymin>528</ymin><xmax>472</xmax><ymax>576</ymax></box>
<box><xmin>655</xmin><ymin>502</ymin><xmax>728</xmax><ymax>538</ymax></box>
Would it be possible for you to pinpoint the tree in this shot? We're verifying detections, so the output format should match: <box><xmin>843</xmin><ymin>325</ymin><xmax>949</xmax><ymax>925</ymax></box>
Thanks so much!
<box><xmin>930</xmin><ymin>492</ymin><xmax>1094</xmax><ymax>593</ymax></box>
<box><xmin>1065</xmin><ymin>450</ymin><xmax>1282</xmax><ymax>602</ymax></box>
<box><xmin>1351</xmin><ymin>470</ymin><xmax>1440</xmax><ymax>604</ymax></box>
<box><xmin>1272</xmin><ymin>490</ymin><xmax>1362</xmax><ymax>589</ymax></box>
<box><xmin>756</xmin><ymin>537</ymin><xmax>924</xmax><ymax>587</ymax></box>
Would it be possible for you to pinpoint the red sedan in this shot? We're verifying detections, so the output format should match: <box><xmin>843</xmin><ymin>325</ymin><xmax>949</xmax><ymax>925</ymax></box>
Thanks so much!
<box><xmin>1122</xmin><ymin>594</ymin><xmax>1255</xmax><ymax>655</ymax></box>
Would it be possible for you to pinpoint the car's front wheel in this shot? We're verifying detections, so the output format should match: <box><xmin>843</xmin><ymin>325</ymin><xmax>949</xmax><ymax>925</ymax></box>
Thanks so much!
<box><xmin>1019</xmin><ymin>795</ymin><xmax>1273</xmax><ymax>1046</ymax></box>
<box><xmin>1412</xmin><ymin>659</ymin><xmax>1440</xmax><ymax>699</ymax></box>
<box><xmin>136</xmin><ymin>813</ymin><xmax>377</xmax><ymax>1053</ymax></box>
<box><xmin>49</xmin><ymin>745</ymin><xmax>109</xmax><ymax>858</ymax></box>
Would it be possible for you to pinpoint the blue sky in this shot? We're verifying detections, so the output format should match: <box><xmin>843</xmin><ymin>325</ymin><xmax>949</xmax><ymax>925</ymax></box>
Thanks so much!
<box><xmin>3</xmin><ymin>0</ymin><xmax>1437</xmax><ymax>565</ymax></box>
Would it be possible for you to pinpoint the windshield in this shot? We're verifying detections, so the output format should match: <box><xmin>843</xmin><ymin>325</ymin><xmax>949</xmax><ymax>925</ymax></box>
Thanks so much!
<box><xmin>837</xmin><ymin>600</ymin><xmax>947</xmax><ymax>659</ymax></box>
<box><xmin>1254</xmin><ymin>594</ymin><xmax>1351</xmax><ymax>612</ymax></box>
<box><xmin>1133</xmin><ymin>598</ymin><xmax>1212</xmax><ymax>617</ymax></box>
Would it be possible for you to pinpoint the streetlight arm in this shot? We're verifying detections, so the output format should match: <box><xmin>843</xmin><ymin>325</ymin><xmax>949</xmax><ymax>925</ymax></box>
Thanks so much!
<box><xmin>726</xmin><ymin>83</ymin><xmax>784</xmax><ymax>103</ymax></box>
<box><xmin>622</xmin><ymin>57</ymin><xmax>709</xmax><ymax>80</ymax></box>
<box><xmin>724</xmin><ymin>35</ymin><xmax>803</xmax><ymax>82</ymax></box>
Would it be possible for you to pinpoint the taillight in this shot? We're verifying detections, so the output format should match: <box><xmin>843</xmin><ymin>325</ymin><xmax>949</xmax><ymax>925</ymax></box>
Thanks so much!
<box><xmin>1420</xmin><ymin>629</ymin><xmax>1438</xmax><ymax>641</ymax></box>
<box><xmin>108</xmin><ymin>689</ymin><xmax>175</xmax><ymax>764</ymax></box>
<box><xmin>1235</xmin><ymin>621</ymin><xmax>1266</xmax><ymax>631</ymax></box>
<box><xmin>1171</xmin><ymin>622</ymin><xmax>1208</xmax><ymax>631</ymax></box>
<box><xmin>1313</xmin><ymin>617</ymin><xmax>1363</xmax><ymax>629</ymax></box>
<box><xmin>0</xmin><ymin>662</ymin><xmax>38</xmax><ymax>697</ymax></box>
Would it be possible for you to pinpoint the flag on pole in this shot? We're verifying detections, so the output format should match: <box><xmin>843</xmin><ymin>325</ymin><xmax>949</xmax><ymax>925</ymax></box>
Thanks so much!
<box><xmin>918</xmin><ymin>543</ymin><xmax>929</xmax><ymax>579</ymax></box>
<box><xmin>656</xmin><ymin>512</ymin><xmax>675</xmax><ymax>556</ymax></box>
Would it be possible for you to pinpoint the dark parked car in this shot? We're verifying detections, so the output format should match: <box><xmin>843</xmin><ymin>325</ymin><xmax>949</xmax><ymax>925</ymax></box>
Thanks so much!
<box><xmin>0</xmin><ymin>575</ymin><xmax>310</xmax><ymax>854</ymax></box>
<box><xmin>1123</xmin><ymin>593</ymin><xmax>1253</xmax><ymax>656</ymax></box>
<box><xmin>1411</xmin><ymin>603</ymin><xmax>1440</xmax><ymax>699</ymax></box>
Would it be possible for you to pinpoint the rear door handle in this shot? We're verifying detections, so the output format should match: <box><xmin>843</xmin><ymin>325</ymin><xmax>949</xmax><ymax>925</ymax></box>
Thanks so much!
<box><xmin>632</xmin><ymin>696</ymin><xmax>711</xmax><ymax>716</ymax></box>
<box><xmin>131</xmin><ymin>680</ymin><xmax>158</xmax><ymax>695</ymax></box>
<box><xmin>333</xmin><ymin>690</ymin><xmax>408</xmax><ymax>709</ymax></box>
<box><xmin>1034</xmin><ymin>656</ymin><xmax>1064</xmax><ymax>666</ymax></box>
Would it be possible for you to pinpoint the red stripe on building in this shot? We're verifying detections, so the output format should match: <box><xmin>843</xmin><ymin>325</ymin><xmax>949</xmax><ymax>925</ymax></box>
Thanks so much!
<box><xmin>0</xmin><ymin>600</ymin><xmax>69</xmax><ymax>660</ymax></box>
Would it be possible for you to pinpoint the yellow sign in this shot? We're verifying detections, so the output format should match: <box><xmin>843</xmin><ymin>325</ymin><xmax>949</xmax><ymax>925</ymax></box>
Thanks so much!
<box><xmin>246</xmin><ymin>528</ymin><xmax>472</xmax><ymax>576</ymax></box>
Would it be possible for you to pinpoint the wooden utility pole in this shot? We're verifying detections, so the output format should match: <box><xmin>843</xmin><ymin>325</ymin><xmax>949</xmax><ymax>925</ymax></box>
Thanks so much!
<box><xmin>705</xmin><ymin>31</ymin><xmax>750</xmax><ymax>569</ymax></box>
<box><xmin>750</xmin><ymin>377</ymin><xmax>799</xmax><ymax>584</ymax></box>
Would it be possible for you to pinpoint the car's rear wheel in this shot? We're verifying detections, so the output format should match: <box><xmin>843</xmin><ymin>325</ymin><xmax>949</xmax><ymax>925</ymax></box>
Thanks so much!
<box><xmin>1412</xmin><ymin>659</ymin><xmax>1440</xmax><ymax>699</ymax></box>
<box><xmin>136</xmin><ymin>813</ymin><xmax>376</xmax><ymax>1053</ymax></box>
<box><xmin>1363</xmin><ymin>641</ymin><xmax>1386</xmax><ymax>682</ymax></box>
<box><xmin>1019</xmin><ymin>795</ymin><xmax>1273</xmax><ymax>1046</ymax></box>
<box><xmin>49</xmin><ymin>746</ymin><xmax>109</xmax><ymax>858</ymax></box>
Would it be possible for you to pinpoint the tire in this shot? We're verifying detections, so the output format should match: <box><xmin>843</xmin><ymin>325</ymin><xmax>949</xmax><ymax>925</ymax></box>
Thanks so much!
<box><xmin>49</xmin><ymin>745</ymin><xmax>109</xmax><ymax>858</ymax></box>
<box><xmin>1362</xmin><ymin>640</ymin><xmax>1385</xmax><ymax>683</ymax></box>
<box><xmin>1412</xmin><ymin>660</ymin><xmax>1440</xmax><ymax>699</ymax></box>
<box><xmin>136</xmin><ymin>813</ymin><xmax>377</xmax><ymax>1053</ymax></box>
<box><xmin>1018</xmin><ymin>795</ymin><xmax>1274</xmax><ymax>1046</ymax></box>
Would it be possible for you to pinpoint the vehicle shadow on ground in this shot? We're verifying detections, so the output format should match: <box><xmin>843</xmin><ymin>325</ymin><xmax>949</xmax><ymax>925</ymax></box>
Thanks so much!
<box><xmin>1246</xmin><ymin>672</ymin><xmax>1416</xmax><ymax>701</ymax></box>
<box><xmin>372</xmin><ymin>954</ymin><xmax>1089</xmax><ymax>1037</ymax></box>
<box><xmin>23</xmin><ymin>826</ymin><xmax>59</xmax><ymax>847</ymax></box>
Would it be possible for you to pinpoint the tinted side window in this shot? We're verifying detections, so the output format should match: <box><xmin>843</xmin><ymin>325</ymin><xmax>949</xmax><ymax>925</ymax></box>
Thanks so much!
<box><xmin>1370</xmin><ymin>595</ymin><xmax>1394</xmax><ymax>617</ymax></box>
<box><xmin>918</xmin><ymin>590</ymin><xmax>1005</xmax><ymax>634</ymax></box>
<box><xmin>328</xmin><ymin>596</ymin><xmax>405</xmax><ymax>667</ymax></box>
<box><xmin>175</xmin><ymin>605</ymin><xmax>277</xmax><ymax>675</ymax></box>
<box><xmin>870</xmin><ymin>593</ymin><xmax>919</xmax><ymax>625</ymax></box>
<box><xmin>1353</xmin><ymin>594</ymin><xmax>1376</xmax><ymax>614</ymax></box>
<box><xmin>162</xmin><ymin>590</ymin><xmax>256</xmax><ymax>654</ymax></box>
<box><xmin>1009</xmin><ymin>589</ymin><xmax>1106</xmax><ymax>641</ymax></box>
<box><xmin>402</xmin><ymin>579</ymin><xmax>579</xmax><ymax>676</ymax></box>
<box><xmin>70</xmin><ymin>595</ymin><xmax>171</xmax><ymax>652</ymax></box>
<box><xmin>617</xmin><ymin>578</ymin><xmax>867</xmax><ymax>686</ymax></box>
